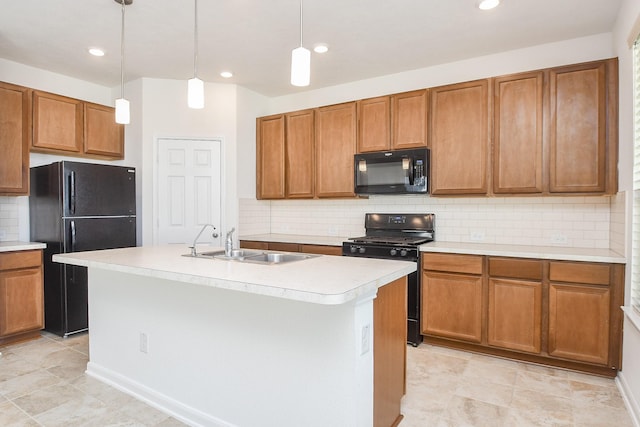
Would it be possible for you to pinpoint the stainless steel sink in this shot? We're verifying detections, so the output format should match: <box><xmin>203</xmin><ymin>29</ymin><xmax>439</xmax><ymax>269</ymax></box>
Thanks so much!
<box><xmin>183</xmin><ymin>249</ymin><xmax>318</xmax><ymax>264</ymax></box>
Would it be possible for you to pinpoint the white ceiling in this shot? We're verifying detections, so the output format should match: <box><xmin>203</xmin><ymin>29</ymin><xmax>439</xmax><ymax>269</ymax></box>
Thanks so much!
<box><xmin>0</xmin><ymin>0</ymin><xmax>623</xmax><ymax>98</ymax></box>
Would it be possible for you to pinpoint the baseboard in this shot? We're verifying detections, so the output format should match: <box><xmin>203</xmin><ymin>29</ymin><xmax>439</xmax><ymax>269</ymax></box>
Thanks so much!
<box><xmin>617</xmin><ymin>372</ymin><xmax>640</xmax><ymax>427</ymax></box>
<box><xmin>86</xmin><ymin>362</ymin><xmax>235</xmax><ymax>427</ymax></box>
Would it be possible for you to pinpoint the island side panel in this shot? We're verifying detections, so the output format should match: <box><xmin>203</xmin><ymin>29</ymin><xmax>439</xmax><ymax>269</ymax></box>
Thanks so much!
<box><xmin>85</xmin><ymin>268</ymin><xmax>375</xmax><ymax>427</ymax></box>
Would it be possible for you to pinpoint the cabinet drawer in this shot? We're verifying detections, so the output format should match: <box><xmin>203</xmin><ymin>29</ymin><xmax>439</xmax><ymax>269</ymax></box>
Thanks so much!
<box><xmin>0</xmin><ymin>250</ymin><xmax>41</xmax><ymax>270</ymax></box>
<box><xmin>268</xmin><ymin>242</ymin><xmax>300</xmax><ymax>252</ymax></box>
<box><xmin>549</xmin><ymin>262</ymin><xmax>610</xmax><ymax>286</ymax></box>
<box><xmin>422</xmin><ymin>253</ymin><xmax>483</xmax><ymax>275</ymax></box>
<box><xmin>239</xmin><ymin>240</ymin><xmax>269</xmax><ymax>250</ymax></box>
<box><xmin>489</xmin><ymin>257</ymin><xmax>543</xmax><ymax>281</ymax></box>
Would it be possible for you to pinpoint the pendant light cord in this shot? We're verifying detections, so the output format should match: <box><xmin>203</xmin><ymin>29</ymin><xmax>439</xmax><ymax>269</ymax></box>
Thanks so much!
<box><xmin>193</xmin><ymin>0</ymin><xmax>199</xmax><ymax>78</ymax></box>
<box><xmin>299</xmin><ymin>0</ymin><xmax>304</xmax><ymax>47</ymax></box>
<box><xmin>120</xmin><ymin>0</ymin><xmax>126</xmax><ymax>99</ymax></box>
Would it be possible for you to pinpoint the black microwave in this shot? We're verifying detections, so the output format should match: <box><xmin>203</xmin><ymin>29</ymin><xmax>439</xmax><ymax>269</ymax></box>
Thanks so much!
<box><xmin>354</xmin><ymin>148</ymin><xmax>429</xmax><ymax>195</ymax></box>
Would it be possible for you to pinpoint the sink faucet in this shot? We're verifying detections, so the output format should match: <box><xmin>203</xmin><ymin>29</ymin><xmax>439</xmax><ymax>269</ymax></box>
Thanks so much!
<box><xmin>225</xmin><ymin>228</ymin><xmax>236</xmax><ymax>257</ymax></box>
<box><xmin>190</xmin><ymin>224</ymin><xmax>218</xmax><ymax>256</ymax></box>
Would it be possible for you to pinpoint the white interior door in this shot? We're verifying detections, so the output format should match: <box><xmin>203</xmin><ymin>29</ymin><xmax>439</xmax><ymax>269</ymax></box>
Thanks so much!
<box><xmin>156</xmin><ymin>138</ymin><xmax>222</xmax><ymax>246</ymax></box>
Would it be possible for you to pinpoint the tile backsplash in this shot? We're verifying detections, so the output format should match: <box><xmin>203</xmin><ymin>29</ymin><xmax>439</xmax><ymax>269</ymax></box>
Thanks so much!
<box><xmin>240</xmin><ymin>194</ymin><xmax>617</xmax><ymax>249</ymax></box>
<box><xmin>0</xmin><ymin>197</ymin><xmax>20</xmax><ymax>241</ymax></box>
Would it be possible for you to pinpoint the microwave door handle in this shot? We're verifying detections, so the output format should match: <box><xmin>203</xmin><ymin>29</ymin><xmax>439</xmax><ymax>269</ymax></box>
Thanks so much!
<box><xmin>407</xmin><ymin>158</ymin><xmax>415</xmax><ymax>185</ymax></box>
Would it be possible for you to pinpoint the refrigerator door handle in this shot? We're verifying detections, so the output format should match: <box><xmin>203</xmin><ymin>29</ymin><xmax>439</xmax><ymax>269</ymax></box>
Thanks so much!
<box><xmin>70</xmin><ymin>220</ymin><xmax>76</xmax><ymax>251</ymax></box>
<box><xmin>69</xmin><ymin>171</ymin><xmax>76</xmax><ymax>215</ymax></box>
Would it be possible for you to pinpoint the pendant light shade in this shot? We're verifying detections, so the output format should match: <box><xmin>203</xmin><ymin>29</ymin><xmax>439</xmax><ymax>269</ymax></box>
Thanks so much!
<box><xmin>188</xmin><ymin>0</ymin><xmax>204</xmax><ymax>109</ymax></box>
<box><xmin>115</xmin><ymin>98</ymin><xmax>130</xmax><ymax>124</ymax></box>
<box><xmin>188</xmin><ymin>77</ymin><xmax>204</xmax><ymax>109</ymax></box>
<box><xmin>291</xmin><ymin>46</ymin><xmax>310</xmax><ymax>87</ymax></box>
<box><xmin>290</xmin><ymin>0</ymin><xmax>310</xmax><ymax>87</ymax></box>
<box><xmin>115</xmin><ymin>0</ymin><xmax>130</xmax><ymax>124</ymax></box>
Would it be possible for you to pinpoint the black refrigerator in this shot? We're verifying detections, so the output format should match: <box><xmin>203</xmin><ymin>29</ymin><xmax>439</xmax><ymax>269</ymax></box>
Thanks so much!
<box><xmin>29</xmin><ymin>161</ymin><xmax>137</xmax><ymax>337</ymax></box>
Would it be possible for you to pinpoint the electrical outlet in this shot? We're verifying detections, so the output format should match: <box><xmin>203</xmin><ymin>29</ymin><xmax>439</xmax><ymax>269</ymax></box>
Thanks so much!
<box><xmin>139</xmin><ymin>332</ymin><xmax>148</xmax><ymax>354</ymax></box>
<box><xmin>470</xmin><ymin>231</ymin><xmax>485</xmax><ymax>242</ymax></box>
<box><xmin>0</xmin><ymin>230</ymin><xmax>6</xmax><ymax>241</ymax></box>
<box><xmin>361</xmin><ymin>324</ymin><xmax>371</xmax><ymax>355</ymax></box>
<box><xmin>551</xmin><ymin>234</ymin><xmax>568</xmax><ymax>245</ymax></box>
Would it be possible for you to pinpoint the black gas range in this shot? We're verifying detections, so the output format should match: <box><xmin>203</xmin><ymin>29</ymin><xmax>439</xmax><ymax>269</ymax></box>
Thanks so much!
<box><xmin>342</xmin><ymin>213</ymin><xmax>435</xmax><ymax>346</ymax></box>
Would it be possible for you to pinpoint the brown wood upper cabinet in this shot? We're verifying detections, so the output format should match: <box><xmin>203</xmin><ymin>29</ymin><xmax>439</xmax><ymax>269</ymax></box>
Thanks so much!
<box><xmin>493</xmin><ymin>71</ymin><xmax>544</xmax><ymax>194</ymax></box>
<box><xmin>31</xmin><ymin>90</ymin><xmax>124</xmax><ymax>160</ymax></box>
<box><xmin>315</xmin><ymin>102</ymin><xmax>357</xmax><ymax>198</ymax></box>
<box><xmin>548</xmin><ymin>59</ymin><xmax>617</xmax><ymax>194</ymax></box>
<box><xmin>0</xmin><ymin>82</ymin><xmax>30</xmax><ymax>195</ymax></box>
<box><xmin>256</xmin><ymin>110</ymin><xmax>315</xmax><ymax>200</ymax></box>
<box><xmin>256</xmin><ymin>114</ymin><xmax>286</xmax><ymax>199</ymax></box>
<box><xmin>357</xmin><ymin>90</ymin><xmax>427</xmax><ymax>153</ymax></box>
<box><xmin>429</xmin><ymin>80</ymin><xmax>491</xmax><ymax>195</ymax></box>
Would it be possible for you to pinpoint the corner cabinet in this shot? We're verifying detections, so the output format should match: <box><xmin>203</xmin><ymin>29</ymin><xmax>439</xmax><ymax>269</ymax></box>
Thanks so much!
<box><xmin>429</xmin><ymin>80</ymin><xmax>491</xmax><ymax>195</ymax></box>
<box><xmin>315</xmin><ymin>102</ymin><xmax>357</xmax><ymax>198</ymax></box>
<box><xmin>31</xmin><ymin>90</ymin><xmax>124</xmax><ymax>160</ymax></box>
<box><xmin>0</xmin><ymin>250</ymin><xmax>44</xmax><ymax>346</ymax></box>
<box><xmin>0</xmin><ymin>82</ymin><xmax>30</xmax><ymax>195</ymax></box>
<box><xmin>548</xmin><ymin>59</ymin><xmax>617</xmax><ymax>194</ymax></box>
<box><xmin>421</xmin><ymin>252</ymin><xmax>624</xmax><ymax>377</ymax></box>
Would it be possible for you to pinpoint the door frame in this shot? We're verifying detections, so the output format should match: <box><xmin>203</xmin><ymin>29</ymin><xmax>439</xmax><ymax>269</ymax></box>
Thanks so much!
<box><xmin>152</xmin><ymin>136</ymin><xmax>226</xmax><ymax>245</ymax></box>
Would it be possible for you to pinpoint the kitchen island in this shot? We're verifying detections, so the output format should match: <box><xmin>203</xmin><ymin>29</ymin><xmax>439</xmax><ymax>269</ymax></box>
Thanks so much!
<box><xmin>53</xmin><ymin>245</ymin><xmax>415</xmax><ymax>427</ymax></box>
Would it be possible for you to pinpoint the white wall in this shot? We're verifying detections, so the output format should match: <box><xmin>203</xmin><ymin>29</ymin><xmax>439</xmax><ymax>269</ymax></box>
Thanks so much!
<box><xmin>613</xmin><ymin>0</ymin><xmax>640</xmax><ymax>424</ymax></box>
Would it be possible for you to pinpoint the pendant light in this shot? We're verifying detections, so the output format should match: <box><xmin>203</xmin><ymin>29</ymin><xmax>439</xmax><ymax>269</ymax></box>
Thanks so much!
<box><xmin>290</xmin><ymin>0</ymin><xmax>310</xmax><ymax>87</ymax></box>
<box><xmin>188</xmin><ymin>0</ymin><xmax>204</xmax><ymax>108</ymax></box>
<box><xmin>115</xmin><ymin>0</ymin><xmax>131</xmax><ymax>124</ymax></box>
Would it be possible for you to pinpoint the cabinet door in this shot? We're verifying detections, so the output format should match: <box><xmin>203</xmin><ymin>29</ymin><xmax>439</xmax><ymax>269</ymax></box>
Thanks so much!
<box><xmin>32</xmin><ymin>90</ymin><xmax>83</xmax><ymax>153</ymax></box>
<box><xmin>357</xmin><ymin>96</ymin><xmax>390</xmax><ymax>153</ymax></box>
<box><xmin>0</xmin><ymin>82</ymin><xmax>30</xmax><ymax>195</ymax></box>
<box><xmin>422</xmin><ymin>271</ymin><xmax>482</xmax><ymax>343</ymax></box>
<box><xmin>488</xmin><ymin>278</ymin><xmax>542</xmax><ymax>353</ymax></box>
<box><xmin>429</xmin><ymin>80</ymin><xmax>490</xmax><ymax>195</ymax></box>
<box><xmin>0</xmin><ymin>267</ymin><xmax>43</xmax><ymax>337</ymax></box>
<box><xmin>391</xmin><ymin>89</ymin><xmax>427</xmax><ymax>149</ymax></box>
<box><xmin>84</xmin><ymin>102</ymin><xmax>124</xmax><ymax>158</ymax></box>
<box><xmin>286</xmin><ymin>109</ymin><xmax>314</xmax><ymax>198</ymax></box>
<box><xmin>256</xmin><ymin>115</ymin><xmax>285</xmax><ymax>199</ymax></box>
<box><xmin>548</xmin><ymin>283</ymin><xmax>610</xmax><ymax>365</ymax></box>
<box><xmin>493</xmin><ymin>72</ymin><xmax>544</xmax><ymax>194</ymax></box>
<box><xmin>549</xmin><ymin>61</ymin><xmax>607</xmax><ymax>193</ymax></box>
<box><xmin>315</xmin><ymin>102</ymin><xmax>357</xmax><ymax>197</ymax></box>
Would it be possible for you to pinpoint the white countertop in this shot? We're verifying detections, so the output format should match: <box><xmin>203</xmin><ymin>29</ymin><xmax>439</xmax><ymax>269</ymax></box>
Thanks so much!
<box><xmin>239</xmin><ymin>233</ymin><xmax>347</xmax><ymax>247</ymax></box>
<box><xmin>0</xmin><ymin>241</ymin><xmax>46</xmax><ymax>252</ymax></box>
<box><xmin>52</xmin><ymin>244</ymin><xmax>415</xmax><ymax>305</ymax></box>
<box><xmin>419</xmin><ymin>241</ymin><xmax>626</xmax><ymax>264</ymax></box>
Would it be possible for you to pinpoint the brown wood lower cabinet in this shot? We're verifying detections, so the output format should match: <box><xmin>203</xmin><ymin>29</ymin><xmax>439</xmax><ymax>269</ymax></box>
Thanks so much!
<box><xmin>421</xmin><ymin>252</ymin><xmax>624</xmax><ymax>377</ymax></box>
<box><xmin>239</xmin><ymin>240</ymin><xmax>342</xmax><ymax>256</ymax></box>
<box><xmin>0</xmin><ymin>250</ymin><xmax>44</xmax><ymax>346</ymax></box>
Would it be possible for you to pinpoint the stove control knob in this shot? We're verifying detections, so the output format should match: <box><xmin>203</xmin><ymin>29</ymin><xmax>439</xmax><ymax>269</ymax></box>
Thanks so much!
<box><xmin>350</xmin><ymin>246</ymin><xmax>357</xmax><ymax>253</ymax></box>
<box><xmin>400</xmin><ymin>249</ymin><xmax>408</xmax><ymax>257</ymax></box>
<box><xmin>390</xmin><ymin>249</ymin><xmax>397</xmax><ymax>256</ymax></box>
<box><xmin>358</xmin><ymin>247</ymin><xmax>366</xmax><ymax>254</ymax></box>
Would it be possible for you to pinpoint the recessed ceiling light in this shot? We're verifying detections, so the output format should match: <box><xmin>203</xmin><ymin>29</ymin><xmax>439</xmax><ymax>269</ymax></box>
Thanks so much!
<box><xmin>313</xmin><ymin>44</ymin><xmax>329</xmax><ymax>54</ymax></box>
<box><xmin>220</xmin><ymin>71</ymin><xmax>233</xmax><ymax>78</ymax></box>
<box><xmin>478</xmin><ymin>0</ymin><xmax>500</xmax><ymax>10</ymax></box>
<box><xmin>88</xmin><ymin>48</ymin><xmax>105</xmax><ymax>57</ymax></box>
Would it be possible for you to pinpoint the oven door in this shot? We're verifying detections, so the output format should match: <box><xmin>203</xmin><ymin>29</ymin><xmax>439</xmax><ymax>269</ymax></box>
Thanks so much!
<box><xmin>354</xmin><ymin>148</ymin><xmax>428</xmax><ymax>195</ymax></box>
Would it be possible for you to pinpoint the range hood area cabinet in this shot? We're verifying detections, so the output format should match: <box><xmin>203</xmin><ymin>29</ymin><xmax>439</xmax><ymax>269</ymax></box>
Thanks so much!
<box><xmin>256</xmin><ymin>102</ymin><xmax>356</xmax><ymax>200</ymax></box>
<box><xmin>0</xmin><ymin>82</ymin><xmax>30</xmax><ymax>196</ymax></box>
<box><xmin>255</xmin><ymin>57</ymin><xmax>618</xmax><ymax>200</ymax></box>
<box><xmin>31</xmin><ymin>90</ymin><xmax>124</xmax><ymax>160</ymax></box>
<box><xmin>357</xmin><ymin>89</ymin><xmax>428</xmax><ymax>153</ymax></box>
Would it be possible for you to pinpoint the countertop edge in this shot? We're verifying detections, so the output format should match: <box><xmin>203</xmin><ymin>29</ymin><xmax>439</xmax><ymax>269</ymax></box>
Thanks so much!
<box><xmin>419</xmin><ymin>242</ymin><xmax>626</xmax><ymax>264</ymax></box>
<box><xmin>0</xmin><ymin>241</ymin><xmax>47</xmax><ymax>252</ymax></box>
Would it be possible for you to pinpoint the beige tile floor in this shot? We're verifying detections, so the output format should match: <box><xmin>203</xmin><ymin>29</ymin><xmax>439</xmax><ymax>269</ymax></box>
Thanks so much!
<box><xmin>0</xmin><ymin>333</ymin><xmax>635</xmax><ymax>426</ymax></box>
